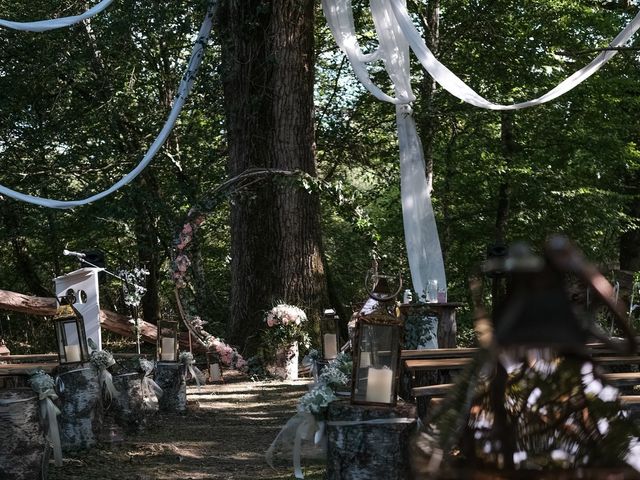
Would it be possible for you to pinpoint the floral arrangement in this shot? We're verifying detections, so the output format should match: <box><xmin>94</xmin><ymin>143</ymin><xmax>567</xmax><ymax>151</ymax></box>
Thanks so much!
<box><xmin>298</xmin><ymin>352</ymin><xmax>352</xmax><ymax>419</ymax></box>
<box><xmin>262</xmin><ymin>303</ymin><xmax>311</xmax><ymax>353</ymax></box>
<box><xmin>118</xmin><ymin>267</ymin><xmax>149</xmax><ymax>307</ymax></box>
<box><xmin>89</xmin><ymin>348</ymin><xmax>116</xmax><ymax>371</ymax></box>
<box><xmin>265</xmin><ymin>304</ymin><xmax>307</xmax><ymax>327</ymax></box>
<box><xmin>28</xmin><ymin>369</ymin><xmax>56</xmax><ymax>396</ymax></box>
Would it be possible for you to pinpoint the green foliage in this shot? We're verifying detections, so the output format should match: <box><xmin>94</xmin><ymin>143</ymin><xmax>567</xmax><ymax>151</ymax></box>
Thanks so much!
<box><xmin>0</xmin><ymin>0</ymin><xmax>639</xmax><ymax>355</ymax></box>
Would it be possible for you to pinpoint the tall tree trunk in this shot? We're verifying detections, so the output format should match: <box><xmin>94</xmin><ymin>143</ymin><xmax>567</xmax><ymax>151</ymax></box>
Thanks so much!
<box><xmin>620</xmin><ymin>168</ymin><xmax>640</xmax><ymax>271</ymax></box>
<box><xmin>417</xmin><ymin>0</ymin><xmax>440</xmax><ymax>194</ymax></box>
<box><xmin>220</xmin><ymin>0</ymin><xmax>328</xmax><ymax>354</ymax></box>
<box><xmin>495</xmin><ymin>112</ymin><xmax>515</xmax><ymax>244</ymax></box>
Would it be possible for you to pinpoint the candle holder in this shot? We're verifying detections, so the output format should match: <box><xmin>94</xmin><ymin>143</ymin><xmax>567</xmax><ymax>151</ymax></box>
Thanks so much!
<box><xmin>54</xmin><ymin>295</ymin><xmax>90</xmax><ymax>365</ymax></box>
<box><xmin>321</xmin><ymin>308</ymin><xmax>340</xmax><ymax>361</ymax></box>
<box><xmin>157</xmin><ymin>319</ymin><xmax>179</xmax><ymax>362</ymax></box>
<box><xmin>206</xmin><ymin>350</ymin><xmax>223</xmax><ymax>384</ymax></box>
<box><xmin>351</xmin><ymin>304</ymin><xmax>403</xmax><ymax>407</ymax></box>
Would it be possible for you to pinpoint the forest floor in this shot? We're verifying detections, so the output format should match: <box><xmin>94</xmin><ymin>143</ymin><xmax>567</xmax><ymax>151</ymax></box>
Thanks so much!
<box><xmin>49</xmin><ymin>371</ymin><xmax>325</xmax><ymax>480</ymax></box>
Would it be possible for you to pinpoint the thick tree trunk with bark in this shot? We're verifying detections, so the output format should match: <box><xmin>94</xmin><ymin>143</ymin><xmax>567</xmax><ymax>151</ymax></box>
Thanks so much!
<box><xmin>220</xmin><ymin>0</ymin><xmax>328</xmax><ymax>354</ymax></box>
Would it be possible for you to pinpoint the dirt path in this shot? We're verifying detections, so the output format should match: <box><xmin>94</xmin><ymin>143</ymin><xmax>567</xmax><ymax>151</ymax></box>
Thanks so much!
<box><xmin>49</xmin><ymin>372</ymin><xmax>325</xmax><ymax>479</ymax></box>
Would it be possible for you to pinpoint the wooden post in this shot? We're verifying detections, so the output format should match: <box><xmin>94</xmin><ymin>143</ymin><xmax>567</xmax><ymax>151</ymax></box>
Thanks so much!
<box><xmin>325</xmin><ymin>400</ymin><xmax>417</xmax><ymax>480</ymax></box>
<box><xmin>155</xmin><ymin>362</ymin><xmax>186</xmax><ymax>413</ymax></box>
<box><xmin>0</xmin><ymin>388</ymin><xmax>49</xmax><ymax>479</ymax></box>
<box><xmin>56</xmin><ymin>363</ymin><xmax>103</xmax><ymax>450</ymax></box>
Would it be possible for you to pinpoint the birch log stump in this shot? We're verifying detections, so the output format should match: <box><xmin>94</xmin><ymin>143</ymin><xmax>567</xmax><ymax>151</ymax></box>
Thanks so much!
<box><xmin>0</xmin><ymin>388</ymin><xmax>49</xmax><ymax>480</ymax></box>
<box><xmin>56</xmin><ymin>363</ymin><xmax>103</xmax><ymax>450</ymax></box>
<box><xmin>112</xmin><ymin>372</ymin><xmax>156</xmax><ymax>433</ymax></box>
<box><xmin>326</xmin><ymin>400</ymin><xmax>417</xmax><ymax>480</ymax></box>
<box><xmin>155</xmin><ymin>362</ymin><xmax>186</xmax><ymax>413</ymax></box>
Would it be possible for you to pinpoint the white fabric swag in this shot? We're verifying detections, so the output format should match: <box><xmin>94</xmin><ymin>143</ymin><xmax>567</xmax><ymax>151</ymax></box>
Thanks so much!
<box><xmin>0</xmin><ymin>0</ymin><xmax>114</xmax><ymax>32</ymax></box>
<box><xmin>0</xmin><ymin>1</ymin><xmax>217</xmax><ymax>209</ymax></box>
<box><xmin>389</xmin><ymin>0</ymin><xmax>640</xmax><ymax>111</ymax></box>
<box><xmin>322</xmin><ymin>0</ymin><xmax>640</xmax><ymax>299</ymax></box>
<box><xmin>323</xmin><ymin>0</ymin><xmax>447</xmax><ymax>299</ymax></box>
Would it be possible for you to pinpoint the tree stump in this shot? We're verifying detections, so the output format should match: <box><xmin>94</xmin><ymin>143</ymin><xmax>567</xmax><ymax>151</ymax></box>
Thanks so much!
<box><xmin>102</xmin><ymin>372</ymin><xmax>158</xmax><ymax>440</ymax></box>
<box><xmin>56</xmin><ymin>363</ymin><xmax>103</xmax><ymax>450</ymax></box>
<box><xmin>0</xmin><ymin>388</ymin><xmax>49</xmax><ymax>480</ymax></box>
<box><xmin>326</xmin><ymin>400</ymin><xmax>417</xmax><ymax>480</ymax></box>
<box><xmin>155</xmin><ymin>362</ymin><xmax>186</xmax><ymax>413</ymax></box>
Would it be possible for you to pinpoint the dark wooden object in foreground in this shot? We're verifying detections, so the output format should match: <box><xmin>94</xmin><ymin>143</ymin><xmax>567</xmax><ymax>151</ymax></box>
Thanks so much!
<box><xmin>0</xmin><ymin>388</ymin><xmax>48</xmax><ymax>480</ymax></box>
<box><xmin>155</xmin><ymin>362</ymin><xmax>186</xmax><ymax>413</ymax></box>
<box><xmin>56</xmin><ymin>363</ymin><xmax>103</xmax><ymax>450</ymax></box>
<box><xmin>325</xmin><ymin>399</ymin><xmax>417</xmax><ymax>480</ymax></box>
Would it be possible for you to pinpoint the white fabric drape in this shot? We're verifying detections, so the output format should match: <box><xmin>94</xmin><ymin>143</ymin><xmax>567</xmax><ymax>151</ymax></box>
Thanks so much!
<box><xmin>323</xmin><ymin>0</ymin><xmax>640</xmax><ymax>297</ymax></box>
<box><xmin>0</xmin><ymin>0</ymin><xmax>114</xmax><ymax>32</ymax></box>
<box><xmin>323</xmin><ymin>0</ymin><xmax>447</xmax><ymax>297</ymax></box>
<box><xmin>0</xmin><ymin>1</ymin><xmax>217</xmax><ymax>209</ymax></box>
<box><xmin>389</xmin><ymin>0</ymin><xmax>640</xmax><ymax>110</ymax></box>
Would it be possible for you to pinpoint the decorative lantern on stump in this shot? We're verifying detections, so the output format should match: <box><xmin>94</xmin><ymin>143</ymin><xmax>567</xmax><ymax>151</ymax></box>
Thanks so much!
<box><xmin>54</xmin><ymin>296</ymin><xmax>90</xmax><ymax>365</ymax></box>
<box><xmin>207</xmin><ymin>350</ymin><xmax>223</xmax><ymax>383</ymax></box>
<box><xmin>322</xmin><ymin>308</ymin><xmax>340</xmax><ymax>361</ymax></box>
<box><xmin>351</xmin><ymin>265</ymin><xmax>404</xmax><ymax>406</ymax></box>
<box><xmin>157</xmin><ymin>319</ymin><xmax>178</xmax><ymax>362</ymax></box>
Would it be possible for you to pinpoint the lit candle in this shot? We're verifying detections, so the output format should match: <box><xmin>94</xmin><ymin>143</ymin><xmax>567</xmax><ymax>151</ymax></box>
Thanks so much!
<box><xmin>365</xmin><ymin>366</ymin><xmax>393</xmax><ymax>404</ymax></box>
<box><xmin>64</xmin><ymin>344</ymin><xmax>81</xmax><ymax>363</ymax></box>
<box><xmin>209</xmin><ymin>363</ymin><xmax>222</xmax><ymax>382</ymax></box>
<box><xmin>323</xmin><ymin>333</ymin><xmax>338</xmax><ymax>360</ymax></box>
<box><xmin>359</xmin><ymin>351</ymin><xmax>371</xmax><ymax>368</ymax></box>
<box><xmin>161</xmin><ymin>337</ymin><xmax>176</xmax><ymax>361</ymax></box>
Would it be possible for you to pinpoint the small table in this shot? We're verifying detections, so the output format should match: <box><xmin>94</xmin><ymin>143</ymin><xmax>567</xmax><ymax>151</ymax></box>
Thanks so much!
<box><xmin>399</xmin><ymin>302</ymin><xmax>464</xmax><ymax>348</ymax></box>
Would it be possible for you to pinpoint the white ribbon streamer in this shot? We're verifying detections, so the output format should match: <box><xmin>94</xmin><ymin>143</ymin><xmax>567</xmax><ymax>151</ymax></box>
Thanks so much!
<box><xmin>0</xmin><ymin>0</ymin><xmax>114</xmax><ymax>32</ymax></box>
<box><xmin>293</xmin><ymin>413</ymin><xmax>322</xmax><ymax>479</ymax></box>
<box><xmin>99</xmin><ymin>368</ymin><xmax>119</xmax><ymax>405</ymax></box>
<box><xmin>0</xmin><ymin>0</ymin><xmax>218</xmax><ymax>208</ymax></box>
<box><xmin>38</xmin><ymin>389</ymin><xmax>63</xmax><ymax>467</ymax></box>
<box><xmin>397</xmin><ymin>104</ymin><xmax>447</xmax><ymax>298</ymax></box>
<box><xmin>389</xmin><ymin>0</ymin><xmax>640</xmax><ymax>110</ymax></box>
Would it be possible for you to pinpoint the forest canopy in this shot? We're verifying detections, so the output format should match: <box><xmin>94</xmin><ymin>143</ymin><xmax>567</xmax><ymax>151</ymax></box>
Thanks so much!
<box><xmin>0</xmin><ymin>0</ymin><xmax>638</xmax><ymax>355</ymax></box>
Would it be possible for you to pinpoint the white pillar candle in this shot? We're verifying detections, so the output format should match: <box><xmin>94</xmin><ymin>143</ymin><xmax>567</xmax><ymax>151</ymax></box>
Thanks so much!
<box><xmin>365</xmin><ymin>366</ymin><xmax>393</xmax><ymax>404</ymax></box>
<box><xmin>161</xmin><ymin>337</ymin><xmax>176</xmax><ymax>361</ymax></box>
<box><xmin>359</xmin><ymin>351</ymin><xmax>371</xmax><ymax>368</ymax></box>
<box><xmin>323</xmin><ymin>333</ymin><xmax>338</xmax><ymax>360</ymax></box>
<box><xmin>64</xmin><ymin>344</ymin><xmax>82</xmax><ymax>363</ymax></box>
<box><xmin>210</xmin><ymin>363</ymin><xmax>222</xmax><ymax>382</ymax></box>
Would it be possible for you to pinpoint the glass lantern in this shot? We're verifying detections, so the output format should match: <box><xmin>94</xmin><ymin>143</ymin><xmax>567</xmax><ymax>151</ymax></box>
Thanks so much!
<box><xmin>321</xmin><ymin>308</ymin><xmax>339</xmax><ymax>361</ymax></box>
<box><xmin>207</xmin><ymin>350</ymin><xmax>223</xmax><ymax>383</ymax></box>
<box><xmin>157</xmin><ymin>319</ymin><xmax>179</xmax><ymax>362</ymax></box>
<box><xmin>351</xmin><ymin>307</ymin><xmax>403</xmax><ymax>406</ymax></box>
<box><xmin>54</xmin><ymin>300</ymin><xmax>90</xmax><ymax>365</ymax></box>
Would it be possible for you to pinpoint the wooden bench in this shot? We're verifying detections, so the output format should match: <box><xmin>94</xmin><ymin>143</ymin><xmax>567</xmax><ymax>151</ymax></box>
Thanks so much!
<box><xmin>412</xmin><ymin>372</ymin><xmax>640</xmax><ymax>400</ymax></box>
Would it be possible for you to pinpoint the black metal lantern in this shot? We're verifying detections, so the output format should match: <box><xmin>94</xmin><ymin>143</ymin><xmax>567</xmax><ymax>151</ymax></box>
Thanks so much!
<box><xmin>54</xmin><ymin>300</ymin><xmax>90</xmax><ymax>365</ymax></box>
<box><xmin>157</xmin><ymin>319</ymin><xmax>179</xmax><ymax>362</ymax></box>
<box><xmin>351</xmin><ymin>304</ymin><xmax>403</xmax><ymax>406</ymax></box>
<box><xmin>206</xmin><ymin>350</ymin><xmax>223</xmax><ymax>383</ymax></box>
<box><xmin>321</xmin><ymin>308</ymin><xmax>340</xmax><ymax>360</ymax></box>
